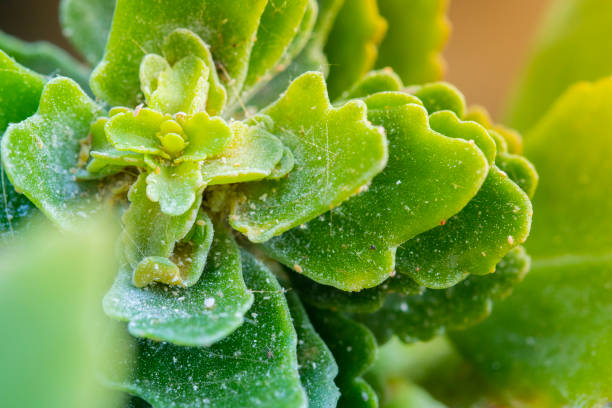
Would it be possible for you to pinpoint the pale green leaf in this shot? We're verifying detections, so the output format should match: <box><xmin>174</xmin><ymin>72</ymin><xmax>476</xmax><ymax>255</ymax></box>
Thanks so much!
<box><xmin>106</xmin><ymin>251</ymin><xmax>307</xmax><ymax>408</ymax></box>
<box><xmin>145</xmin><ymin>162</ymin><xmax>204</xmax><ymax>216</ymax></box>
<box><xmin>343</xmin><ymin>69</ymin><xmax>402</xmax><ymax>100</ymax></box>
<box><xmin>1</xmin><ymin>77</ymin><xmax>104</xmax><ymax>231</ymax></box>
<box><xmin>409</xmin><ymin>82</ymin><xmax>465</xmax><ymax>117</ymax></box>
<box><xmin>59</xmin><ymin>0</ymin><xmax>115</xmax><ymax>65</ymax></box>
<box><xmin>90</xmin><ymin>0</ymin><xmax>268</xmax><ymax>107</ymax></box>
<box><xmin>104</xmin><ymin>219</ymin><xmax>254</xmax><ymax>346</ymax></box>
<box><xmin>375</xmin><ymin>0</ymin><xmax>449</xmax><ymax>85</ymax></box>
<box><xmin>201</xmin><ymin>121</ymin><xmax>284</xmax><ymax>185</ymax></box>
<box><xmin>177</xmin><ymin>112</ymin><xmax>232</xmax><ymax>164</ymax></box>
<box><xmin>230</xmin><ymin>72</ymin><xmax>388</xmax><ymax>243</ymax></box>
<box><xmin>105</xmin><ymin>109</ymin><xmax>166</xmax><ymax>157</ymax></box>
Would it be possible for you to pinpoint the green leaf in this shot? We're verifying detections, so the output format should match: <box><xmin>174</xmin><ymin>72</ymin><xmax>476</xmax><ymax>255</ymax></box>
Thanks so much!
<box><xmin>104</xmin><ymin>219</ymin><xmax>254</xmax><ymax>346</ymax></box>
<box><xmin>505</xmin><ymin>0</ymin><xmax>612</xmax><ymax>131</ymax></box>
<box><xmin>105</xmin><ymin>109</ymin><xmax>167</xmax><ymax>157</ymax></box>
<box><xmin>495</xmin><ymin>153</ymin><xmax>538</xmax><ymax>199</ymax></box>
<box><xmin>120</xmin><ymin>174</ymin><xmax>202</xmax><ymax>283</ymax></box>
<box><xmin>324</xmin><ymin>0</ymin><xmax>387</xmax><ymax>99</ymax></box>
<box><xmin>261</xmin><ymin>99</ymin><xmax>489</xmax><ymax>291</ymax></box>
<box><xmin>59</xmin><ymin>0</ymin><xmax>115</xmax><ymax>65</ymax></box>
<box><xmin>106</xmin><ymin>251</ymin><xmax>307</xmax><ymax>408</ymax></box>
<box><xmin>375</xmin><ymin>0</ymin><xmax>449</xmax><ymax>85</ymax></box>
<box><xmin>230</xmin><ymin>72</ymin><xmax>388</xmax><ymax>243</ymax></box>
<box><xmin>286</xmin><ymin>292</ymin><xmax>340</xmax><ymax>408</ymax></box>
<box><xmin>145</xmin><ymin>162</ymin><xmax>204</xmax><ymax>216</ymax></box>
<box><xmin>309</xmin><ymin>309</ymin><xmax>378</xmax><ymax>408</ymax></box>
<box><xmin>523</xmin><ymin>77</ymin><xmax>612</xmax><ymax>259</ymax></box>
<box><xmin>397</xmin><ymin>166</ymin><xmax>532</xmax><ymax>288</ymax></box>
<box><xmin>244</xmin><ymin>0</ymin><xmax>309</xmax><ymax>89</ymax></box>
<box><xmin>1</xmin><ymin>77</ymin><xmax>104</xmax><ymax>231</ymax></box>
<box><xmin>201</xmin><ymin>120</ymin><xmax>284</xmax><ymax>185</ymax></box>
<box><xmin>90</xmin><ymin>0</ymin><xmax>268</xmax><ymax>107</ymax></box>
<box><xmin>0</xmin><ymin>50</ymin><xmax>45</xmax><ymax>132</ymax></box>
<box><xmin>162</xmin><ymin>29</ymin><xmax>227</xmax><ymax>116</ymax></box>
<box><xmin>343</xmin><ymin>69</ymin><xmax>402</xmax><ymax>100</ymax></box>
<box><xmin>409</xmin><ymin>82</ymin><xmax>466</xmax><ymax>117</ymax></box>
<box><xmin>144</xmin><ymin>55</ymin><xmax>209</xmax><ymax>115</ymax></box>
<box><xmin>177</xmin><ymin>111</ymin><xmax>233</xmax><ymax>163</ymax></box>
<box><xmin>0</xmin><ymin>30</ymin><xmax>90</xmax><ymax>91</ymax></box>
<box><xmin>452</xmin><ymin>255</ymin><xmax>612</xmax><ymax>407</ymax></box>
<box><xmin>361</xmin><ymin>247</ymin><xmax>530</xmax><ymax>345</ymax></box>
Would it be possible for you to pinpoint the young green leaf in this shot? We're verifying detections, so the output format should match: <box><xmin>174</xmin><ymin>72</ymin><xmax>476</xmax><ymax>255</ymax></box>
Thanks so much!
<box><xmin>324</xmin><ymin>0</ymin><xmax>387</xmax><ymax>99</ymax></box>
<box><xmin>286</xmin><ymin>292</ymin><xmax>340</xmax><ymax>408</ymax></box>
<box><xmin>59</xmin><ymin>0</ymin><xmax>115</xmax><ymax>65</ymax></box>
<box><xmin>230</xmin><ymin>72</ymin><xmax>388</xmax><ymax>243</ymax></box>
<box><xmin>90</xmin><ymin>0</ymin><xmax>268</xmax><ymax>107</ymax></box>
<box><xmin>105</xmin><ymin>251</ymin><xmax>307</xmax><ymax>408</ymax></box>
<box><xmin>409</xmin><ymin>82</ymin><xmax>466</xmax><ymax>117</ymax></box>
<box><xmin>1</xmin><ymin>77</ymin><xmax>104</xmax><ymax>231</ymax></box>
<box><xmin>375</xmin><ymin>0</ymin><xmax>449</xmax><ymax>85</ymax></box>
<box><xmin>104</xmin><ymin>219</ymin><xmax>254</xmax><ymax>346</ymax></box>
<box><xmin>342</xmin><ymin>69</ymin><xmax>403</xmax><ymax>100</ymax></box>
<box><xmin>260</xmin><ymin>100</ymin><xmax>489</xmax><ymax>291</ymax></box>
<box><xmin>145</xmin><ymin>161</ymin><xmax>204</xmax><ymax>216</ymax></box>
<box><xmin>120</xmin><ymin>174</ymin><xmax>203</xmax><ymax>285</ymax></box>
<box><xmin>397</xmin><ymin>166</ymin><xmax>532</xmax><ymax>288</ymax></box>
<box><xmin>201</xmin><ymin>121</ymin><xmax>285</xmax><ymax>185</ymax></box>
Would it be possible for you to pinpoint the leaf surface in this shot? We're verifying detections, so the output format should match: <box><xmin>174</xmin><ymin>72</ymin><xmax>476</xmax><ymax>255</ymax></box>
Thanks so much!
<box><xmin>230</xmin><ymin>72</ymin><xmax>388</xmax><ymax>244</ymax></box>
<box><xmin>1</xmin><ymin>77</ymin><xmax>103</xmax><ymax>231</ymax></box>
<box><xmin>104</xmin><ymin>219</ymin><xmax>253</xmax><ymax>346</ymax></box>
<box><xmin>286</xmin><ymin>292</ymin><xmax>340</xmax><ymax>408</ymax></box>
<box><xmin>106</xmin><ymin>251</ymin><xmax>307</xmax><ymax>408</ymax></box>
<box><xmin>261</xmin><ymin>99</ymin><xmax>489</xmax><ymax>291</ymax></box>
<box><xmin>90</xmin><ymin>0</ymin><xmax>268</xmax><ymax>107</ymax></box>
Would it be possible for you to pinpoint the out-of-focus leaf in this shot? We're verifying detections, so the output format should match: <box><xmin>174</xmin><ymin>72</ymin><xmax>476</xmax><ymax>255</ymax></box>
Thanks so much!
<box><xmin>361</xmin><ymin>247</ymin><xmax>530</xmax><ymax>345</ymax></box>
<box><xmin>59</xmin><ymin>0</ymin><xmax>116</xmax><ymax>65</ymax></box>
<box><xmin>375</xmin><ymin>0</ymin><xmax>449</xmax><ymax>85</ymax></box>
<box><xmin>397</xmin><ymin>166</ymin><xmax>532</xmax><ymax>288</ymax></box>
<box><xmin>452</xmin><ymin>77</ymin><xmax>612</xmax><ymax>407</ymax></box>
<box><xmin>452</xmin><ymin>255</ymin><xmax>612</xmax><ymax>407</ymax></box>
<box><xmin>0</xmin><ymin>30</ymin><xmax>90</xmax><ymax>90</ymax></box>
<box><xmin>106</xmin><ymin>251</ymin><xmax>307</xmax><ymax>408</ymax></box>
<box><xmin>230</xmin><ymin>72</ymin><xmax>388</xmax><ymax>244</ymax></box>
<box><xmin>244</xmin><ymin>0</ymin><xmax>309</xmax><ymax>90</ymax></box>
<box><xmin>0</xmin><ymin>51</ymin><xmax>45</xmax><ymax>236</ymax></box>
<box><xmin>0</xmin><ymin>219</ymin><xmax>131</xmax><ymax>408</ymax></box>
<box><xmin>286</xmin><ymin>292</ymin><xmax>340</xmax><ymax>408</ymax></box>
<box><xmin>524</xmin><ymin>77</ymin><xmax>612</xmax><ymax>258</ymax></box>
<box><xmin>309</xmin><ymin>309</ymin><xmax>378</xmax><ymax>408</ymax></box>
<box><xmin>104</xmin><ymin>219</ymin><xmax>254</xmax><ymax>346</ymax></box>
<box><xmin>90</xmin><ymin>0</ymin><xmax>268</xmax><ymax>107</ymax></box>
<box><xmin>261</xmin><ymin>99</ymin><xmax>489</xmax><ymax>291</ymax></box>
<box><xmin>505</xmin><ymin>0</ymin><xmax>612</xmax><ymax>131</ymax></box>
<box><xmin>324</xmin><ymin>0</ymin><xmax>387</xmax><ymax>99</ymax></box>
<box><xmin>1</xmin><ymin>77</ymin><xmax>104</xmax><ymax>231</ymax></box>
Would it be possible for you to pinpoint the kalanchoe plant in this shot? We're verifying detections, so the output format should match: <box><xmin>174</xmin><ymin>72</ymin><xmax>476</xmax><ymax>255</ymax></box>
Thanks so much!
<box><xmin>0</xmin><ymin>0</ymin><xmax>545</xmax><ymax>407</ymax></box>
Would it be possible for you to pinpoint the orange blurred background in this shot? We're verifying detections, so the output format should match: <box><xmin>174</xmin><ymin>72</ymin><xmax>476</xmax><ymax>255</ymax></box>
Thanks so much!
<box><xmin>0</xmin><ymin>0</ymin><xmax>551</xmax><ymax>120</ymax></box>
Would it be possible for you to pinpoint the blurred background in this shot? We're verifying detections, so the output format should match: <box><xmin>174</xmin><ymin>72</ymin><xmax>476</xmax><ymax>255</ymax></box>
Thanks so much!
<box><xmin>0</xmin><ymin>0</ymin><xmax>551</xmax><ymax>119</ymax></box>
